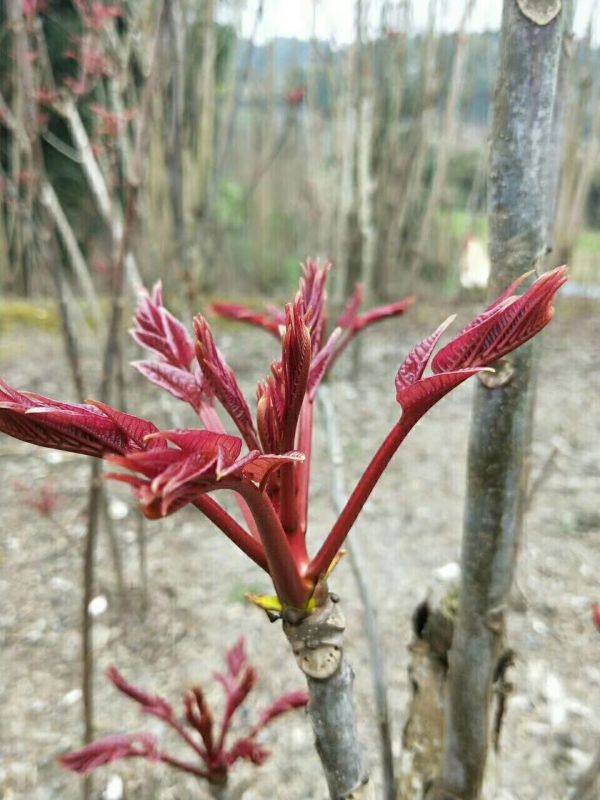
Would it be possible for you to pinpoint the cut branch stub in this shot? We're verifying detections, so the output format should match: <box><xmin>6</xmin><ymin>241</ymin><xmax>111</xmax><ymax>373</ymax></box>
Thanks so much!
<box><xmin>516</xmin><ymin>0</ymin><xmax>561</xmax><ymax>25</ymax></box>
<box><xmin>478</xmin><ymin>358</ymin><xmax>515</xmax><ymax>389</ymax></box>
<box><xmin>283</xmin><ymin>596</ymin><xmax>345</xmax><ymax>680</ymax></box>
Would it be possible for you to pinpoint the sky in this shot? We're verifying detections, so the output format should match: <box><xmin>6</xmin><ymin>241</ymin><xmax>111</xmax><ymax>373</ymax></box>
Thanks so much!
<box><xmin>224</xmin><ymin>0</ymin><xmax>598</xmax><ymax>46</ymax></box>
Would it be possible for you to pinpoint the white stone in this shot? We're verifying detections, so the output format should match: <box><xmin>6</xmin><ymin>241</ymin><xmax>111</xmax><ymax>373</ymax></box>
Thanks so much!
<box><xmin>103</xmin><ymin>775</ymin><xmax>124</xmax><ymax>800</ymax></box>
<box><xmin>434</xmin><ymin>561</ymin><xmax>461</xmax><ymax>583</ymax></box>
<box><xmin>109</xmin><ymin>499</ymin><xmax>129</xmax><ymax>520</ymax></box>
<box><xmin>88</xmin><ymin>595</ymin><xmax>108</xmax><ymax>617</ymax></box>
<box><xmin>61</xmin><ymin>688</ymin><xmax>82</xmax><ymax>706</ymax></box>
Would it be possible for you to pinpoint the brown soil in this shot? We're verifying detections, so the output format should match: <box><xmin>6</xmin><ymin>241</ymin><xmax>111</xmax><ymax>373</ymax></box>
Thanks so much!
<box><xmin>1</xmin><ymin>296</ymin><xmax>598</xmax><ymax>799</ymax></box>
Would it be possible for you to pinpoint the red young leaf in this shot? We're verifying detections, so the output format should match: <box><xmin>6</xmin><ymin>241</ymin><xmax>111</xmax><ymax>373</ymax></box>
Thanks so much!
<box><xmin>396</xmin><ymin>368</ymin><xmax>488</xmax><ymax>415</ymax></box>
<box><xmin>230</xmin><ymin>450</ymin><xmax>305</xmax><ymax>490</ymax></box>
<box><xmin>184</xmin><ymin>687</ymin><xmax>214</xmax><ymax>754</ymax></box>
<box><xmin>60</xmin><ymin>643</ymin><xmax>310</xmax><ymax>787</ymax></box>
<box><xmin>226</xmin><ymin>638</ymin><xmax>247</xmax><ymax>678</ymax></box>
<box><xmin>352</xmin><ymin>296</ymin><xmax>416</xmax><ymax>332</ymax></box>
<box><xmin>281</xmin><ymin>298</ymin><xmax>312</xmax><ymax>449</ymax></box>
<box><xmin>395</xmin><ymin>268</ymin><xmax>567</xmax><ymax>417</ymax></box>
<box><xmin>395</xmin><ymin>316</ymin><xmax>455</xmax><ymax>393</ymax></box>
<box><xmin>106</xmin><ymin>431</ymin><xmax>302</xmax><ymax>518</ymax></box>
<box><xmin>107</xmin><ymin>666</ymin><xmax>175</xmax><ymax>723</ymax></box>
<box><xmin>194</xmin><ymin>316</ymin><xmax>260</xmax><ymax>450</ymax></box>
<box><xmin>225</xmin><ymin>737</ymin><xmax>270</xmax><ymax>766</ymax></box>
<box><xmin>132</xmin><ymin>282</ymin><xmax>195</xmax><ymax>370</ymax></box>
<box><xmin>299</xmin><ymin>259</ymin><xmax>330</xmax><ymax>350</ymax></box>
<box><xmin>431</xmin><ymin>266</ymin><xmax>567</xmax><ymax>373</ymax></box>
<box><xmin>133</xmin><ymin>360</ymin><xmax>210</xmax><ymax>414</ymax></box>
<box><xmin>211</xmin><ymin>303</ymin><xmax>281</xmax><ymax>338</ymax></box>
<box><xmin>216</xmin><ymin>665</ymin><xmax>258</xmax><ymax>734</ymax></box>
<box><xmin>0</xmin><ymin>382</ymin><xmax>157</xmax><ymax>458</ymax></box>
<box><xmin>256</xmin><ymin>690</ymin><xmax>309</xmax><ymax>729</ymax></box>
<box><xmin>592</xmin><ymin>603</ymin><xmax>600</xmax><ymax>633</ymax></box>
<box><xmin>337</xmin><ymin>283</ymin><xmax>364</xmax><ymax>328</ymax></box>
<box><xmin>59</xmin><ymin>733</ymin><xmax>159</xmax><ymax>775</ymax></box>
<box><xmin>87</xmin><ymin>400</ymin><xmax>165</xmax><ymax>450</ymax></box>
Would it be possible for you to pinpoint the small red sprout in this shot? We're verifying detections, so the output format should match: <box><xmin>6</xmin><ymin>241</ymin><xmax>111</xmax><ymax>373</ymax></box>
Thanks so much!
<box><xmin>74</xmin><ymin>0</ymin><xmax>123</xmax><ymax>32</ymax></box>
<box><xmin>0</xmin><ymin>262</ymin><xmax>567</xmax><ymax>614</ymax></box>
<box><xmin>14</xmin><ymin>480</ymin><xmax>59</xmax><ymax>518</ymax></box>
<box><xmin>592</xmin><ymin>603</ymin><xmax>600</xmax><ymax>634</ymax></box>
<box><xmin>23</xmin><ymin>0</ymin><xmax>47</xmax><ymax>21</ymax></box>
<box><xmin>285</xmin><ymin>87</ymin><xmax>307</xmax><ymax>108</ymax></box>
<box><xmin>59</xmin><ymin>639</ymin><xmax>308</xmax><ymax>788</ymax></box>
<box><xmin>90</xmin><ymin>104</ymin><xmax>136</xmax><ymax>138</ymax></box>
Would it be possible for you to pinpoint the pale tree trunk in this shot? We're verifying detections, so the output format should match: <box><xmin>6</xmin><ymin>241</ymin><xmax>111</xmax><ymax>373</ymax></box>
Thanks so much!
<box><xmin>374</xmin><ymin>1</ymin><xmax>409</xmax><ymax>298</ymax></box>
<box><xmin>431</xmin><ymin>3</ymin><xmax>564</xmax><ymax>799</ymax></box>
<box><xmin>545</xmin><ymin>0</ymin><xmax>575</xmax><ymax>245</ymax></box>
<box><xmin>164</xmin><ymin>0</ymin><xmax>188</xmax><ymax>297</ymax></box>
<box><xmin>198</xmin><ymin>0</ymin><xmax>216</xmax><ymax>212</ymax></box>
<box><xmin>387</xmin><ymin>2</ymin><xmax>438</xmax><ymax>284</ymax></box>
<box><xmin>218</xmin><ymin>0</ymin><xmax>264</xmax><ymax>172</ymax></box>
<box><xmin>195</xmin><ymin>0</ymin><xmax>217</xmax><ymax>293</ymax></box>
<box><xmin>355</xmin><ymin>0</ymin><xmax>376</xmax><ymax>303</ymax></box>
<box><xmin>411</xmin><ymin>0</ymin><xmax>476</xmax><ymax>275</ymax></box>
<box><xmin>553</xmin><ymin>13</ymin><xmax>598</xmax><ymax>266</ymax></box>
<box><xmin>333</xmin><ymin>0</ymin><xmax>367</xmax><ymax>306</ymax></box>
<box><xmin>332</xmin><ymin>49</ymin><xmax>357</xmax><ymax>306</ymax></box>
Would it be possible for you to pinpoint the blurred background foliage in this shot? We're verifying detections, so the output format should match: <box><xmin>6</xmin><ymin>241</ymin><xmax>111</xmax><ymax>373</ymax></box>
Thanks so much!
<box><xmin>0</xmin><ymin>0</ymin><xmax>598</xmax><ymax>308</ymax></box>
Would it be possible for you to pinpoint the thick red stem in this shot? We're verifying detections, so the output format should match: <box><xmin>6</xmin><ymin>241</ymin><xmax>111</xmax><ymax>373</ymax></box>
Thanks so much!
<box><xmin>199</xmin><ymin>405</ymin><xmax>262</xmax><ymax>540</ymax></box>
<box><xmin>296</xmin><ymin>398</ymin><xmax>314</xmax><ymax>535</ymax></box>
<box><xmin>159</xmin><ymin>752</ymin><xmax>208</xmax><ymax>778</ymax></box>
<box><xmin>215</xmin><ymin>480</ymin><xmax>310</xmax><ymax>608</ymax></box>
<box><xmin>279</xmin><ymin>461</ymin><xmax>298</xmax><ymax>534</ymax></box>
<box><xmin>306</xmin><ymin>411</ymin><xmax>418</xmax><ymax>581</ymax></box>
<box><xmin>193</xmin><ymin>496</ymin><xmax>268</xmax><ymax>571</ymax></box>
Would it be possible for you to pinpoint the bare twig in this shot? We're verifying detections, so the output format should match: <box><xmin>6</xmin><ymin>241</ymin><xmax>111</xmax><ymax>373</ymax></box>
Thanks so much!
<box><xmin>525</xmin><ymin>444</ymin><xmax>559</xmax><ymax>512</ymax></box>
<box><xmin>243</xmin><ymin>110</ymin><xmax>296</xmax><ymax>204</ymax></box>
<box><xmin>136</xmin><ymin>511</ymin><xmax>149</xmax><ymax>616</ymax></box>
<box><xmin>78</xmin><ymin>8</ymin><xmax>168</xmax><ymax>796</ymax></box>
<box><xmin>100</xmin><ymin>492</ymin><xmax>128</xmax><ymax>614</ymax></box>
<box><xmin>218</xmin><ymin>0</ymin><xmax>265</xmax><ymax>170</ymax></box>
<box><xmin>319</xmin><ymin>385</ymin><xmax>395</xmax><ymax>800</ymax></box>
<box><xmin>81</xmin><ymin>460</ymin><xmax>102</xmax><ymax>800</ymax></box>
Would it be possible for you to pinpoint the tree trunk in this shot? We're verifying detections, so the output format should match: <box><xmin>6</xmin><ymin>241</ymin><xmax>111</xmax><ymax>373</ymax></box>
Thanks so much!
<box><xmin>411</xmin><ymin>0</ymin><xmax>476</xmax><ymax>276</ymax></box>
<box><xmin>164</xmin><ymin>0</ymin><xmax>189</xmax><ymax>300</ymax></box>
<box><xmin>432</xmin><ymin>3</ymin><xmax>564</xmax><ymax>799</ymax></box>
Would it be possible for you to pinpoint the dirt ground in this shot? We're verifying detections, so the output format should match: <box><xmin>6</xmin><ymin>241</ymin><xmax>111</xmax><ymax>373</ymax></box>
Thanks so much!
<box><xmin>0</xmin><ymin>294</ymin><xmax>598</xmax><ymax>800</ymax></box>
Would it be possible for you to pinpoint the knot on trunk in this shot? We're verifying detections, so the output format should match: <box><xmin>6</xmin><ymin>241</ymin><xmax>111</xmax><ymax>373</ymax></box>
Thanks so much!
<box><xmin>283</xmin><ymin>595</ymin><xmax>345</xmax><ymax>679</ymax></box>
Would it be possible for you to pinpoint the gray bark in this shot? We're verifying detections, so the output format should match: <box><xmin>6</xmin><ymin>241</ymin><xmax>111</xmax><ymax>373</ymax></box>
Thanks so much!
<box><xmin>305</xmin><ymin>659</ymin><xmax>369</xmax><ymax>800</ymax></box>
<box><xmin>432</xmin><ymin>3</ymin><xmax>564</xmax><ymax>799</ymax></box>
<box><xmin>283</xmin><ymin>599</ymin><xmax>371</xmax><ymax>800</ymax></box>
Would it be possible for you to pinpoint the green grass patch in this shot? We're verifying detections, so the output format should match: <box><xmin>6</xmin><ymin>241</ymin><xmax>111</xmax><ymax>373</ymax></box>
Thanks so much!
<box><xmin>576</xmin><ymin>227</ymin><xmax>600</xmax><ymax>254</ymax></box>
<box><xmin>441</xmin><ymin>208</ymin><xmax>488</xmax><ymax>240</ymax></box>
<box><xmin>0</xmin><ymin>299</ymin><xmax>59</xmax><ymax>333</ymax></box>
